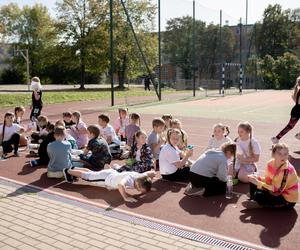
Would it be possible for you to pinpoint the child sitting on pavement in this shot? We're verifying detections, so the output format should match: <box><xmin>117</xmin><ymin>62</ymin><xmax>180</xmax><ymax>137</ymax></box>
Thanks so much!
<box><xmin>79</xmin><ymin>125</ymin><xmax>112</xmax><ymax>170</ymax></box>
<box><xmin>47</xmin><ymin>126</ymin><xmax>73</xmax><ymax>178</ymax></box>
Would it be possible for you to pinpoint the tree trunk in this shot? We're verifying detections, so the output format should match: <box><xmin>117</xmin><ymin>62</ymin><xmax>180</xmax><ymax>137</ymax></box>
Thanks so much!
<box><xmin>80</xmin><ymin>50</ymin><xmax>85</xmax><ymax>90</ymax></box>
<box><xmin>118</xmin><ymin>54</ymin><xmax>127</xmax><ymax>90</ymax></box>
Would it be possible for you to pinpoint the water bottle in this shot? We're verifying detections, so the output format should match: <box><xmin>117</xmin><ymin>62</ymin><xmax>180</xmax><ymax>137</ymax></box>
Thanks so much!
<box><xmin>226</xmin><ymin>175</ymin><xmax>233</xmax><ymax>199</ymax></box>
<box><xmin>27</xmin><ymin>136</ymin><xmax>31</xmax><ymax>151</ymax></box>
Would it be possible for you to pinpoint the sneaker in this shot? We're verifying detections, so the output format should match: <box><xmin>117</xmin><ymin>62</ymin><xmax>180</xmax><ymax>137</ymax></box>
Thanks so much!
<box><xmin>30</xmin><ymin>160</ymin><xmax>39</xmax><ymax>167</ymax></box>
<box><xmin>295</xmin><ymin>133</ymin><xmax>300</xmax><ymax>140</ymax></box>
<box><xmin>184</xmin><ymin>184</ymin><xmax>205</xmax><ymax>196</ymax></box>
<box><xmin>271</xmin><ymin>137</ymin><xmax>279</xmax><ymax>144</ymax></box>
<box><xmin>242</xmin><ymin>200</ymin><xmax>261</xmax><ymax>209</ymax></box>
<box><xmin>1</xmin><ymin>154</ymin><xmax>8</xmax><ymax>160</ymax></box>
<box><xmin>14</xmin><ymin>152</ymin><xmax>20</xmax><ymax>157</ymax></box>
<box><xmin>63</xmin><ymin>168</ymin><xmax>74</xmax><ymax>183</ymax></box>
<box><xmin>47</xmin><ymin>171</ymin><xmax>64</xmax><ymax>179</ymax></box>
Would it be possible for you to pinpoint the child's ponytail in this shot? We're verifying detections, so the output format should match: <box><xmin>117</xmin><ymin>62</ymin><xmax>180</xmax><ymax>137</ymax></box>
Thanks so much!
<box><xmin>225</xmin><ymin>126</ymin><xmax>230</xmax><ymax>137</ymax></box>
<box><xmin>238</xmin><ymin>121</ymin><xmax>254</xmax><ymax>157</ymax></box>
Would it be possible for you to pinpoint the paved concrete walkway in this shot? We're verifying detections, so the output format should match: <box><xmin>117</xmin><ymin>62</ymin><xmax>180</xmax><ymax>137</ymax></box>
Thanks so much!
<box><xmin>0</xmin><ymin>182</ymin><xmax>216</xmax><ymax>250</ymax></box>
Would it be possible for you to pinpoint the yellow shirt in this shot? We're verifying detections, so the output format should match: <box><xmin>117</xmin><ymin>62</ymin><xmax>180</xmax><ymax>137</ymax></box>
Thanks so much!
<box><xmin>257</xmin><ymin>160</ymin><xmax>298</xmax><ymax>203</ymax></box>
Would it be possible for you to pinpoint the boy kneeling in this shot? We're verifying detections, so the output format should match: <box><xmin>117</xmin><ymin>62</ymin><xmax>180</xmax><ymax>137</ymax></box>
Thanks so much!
<box><xmin>63</xmin><ymin>168</ymin><xmax>155</xmax><ymax>202</ymax></box>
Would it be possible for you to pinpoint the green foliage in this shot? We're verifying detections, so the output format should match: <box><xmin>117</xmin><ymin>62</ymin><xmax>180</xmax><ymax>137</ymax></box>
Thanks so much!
<box><xmin>163</xmin><ymin>16</ymin><xmax>235</xmax><ymax>79</ymax></box>
<box><xmin>0</xmin><ymin>88</ymin><xmax>185</xmax><ymax>108</ymax></box>
<box><xmin>111</xmin><ymin>0</ymin><xmax>157</xmax><ymax>88</ymax></box>
<box><xmin>0</xmin><ymin>68</ymin><xmax>26</xmax><ymax>84</ymax></box>
<box><xmin>257</xmin><ymin>4</ymin><xmax>291</xmax><ymax>58</ymax></box>
<box><xmin>0</xmin><ymin>1</ymin><xmax>158</xmax><ymax>88</ymax></box>
<box><xmin>259</xmin><ymin>52</ymin><xmax>300</xmax><ymax>89</ymax></box>
<box><xmin>259</xmin><ymin>54</ymin><xmax>278</xmax><ymax>89</ymax></box>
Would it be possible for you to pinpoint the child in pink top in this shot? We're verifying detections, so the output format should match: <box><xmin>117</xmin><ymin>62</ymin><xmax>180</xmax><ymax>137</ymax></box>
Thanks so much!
<box><xmin>114</xmin><ymin>108</ymin><xmax>129</xmax><ymax>141</ymax></box>
<box><xmin>68</xmin><ymin>111</ymin><xmax>88</xmax><ymax>149</ymax></box>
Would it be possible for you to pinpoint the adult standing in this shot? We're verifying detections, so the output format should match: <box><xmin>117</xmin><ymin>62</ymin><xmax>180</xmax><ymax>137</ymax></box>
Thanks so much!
<box><xmin>271</xmin><ymin>76</ymin><xmax>300</xmax><ymax>144</ymax></box>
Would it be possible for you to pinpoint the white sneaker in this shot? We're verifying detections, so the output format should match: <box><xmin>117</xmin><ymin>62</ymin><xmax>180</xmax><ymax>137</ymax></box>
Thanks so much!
<box><xmin>184</xmin><ymin>184</ymin><xmax>205</xmax><ymax>196</ymax></box>
<box><xmin>271</xmin><ymin>137</ymin><xmax>279</xmax><ymax>144</ymax></box>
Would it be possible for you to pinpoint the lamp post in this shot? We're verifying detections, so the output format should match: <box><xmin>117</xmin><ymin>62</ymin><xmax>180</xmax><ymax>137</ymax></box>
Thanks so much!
<box><xmin>109</xmin><ymin>0</ymin><xmax>114</xmax><ymax>106</ymax></box>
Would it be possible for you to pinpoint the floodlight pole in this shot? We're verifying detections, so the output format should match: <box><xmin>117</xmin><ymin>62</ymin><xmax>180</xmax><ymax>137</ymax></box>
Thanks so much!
<box><xmin>192</xmin><ymin>0</ymin><xmax>196</xmax><ymax>97</ymax></box>
<box><xmin>110</xmin><ymin>0</ymin><xmax>114</xmax><ymax>106</ymax></box>
<box><xmin>25</xmin><ymin>49</ymin><xmax>30</xmax><ymax>91</ymax></box>
<box><xmin>239</xmin><ymin>17</ymin><xmax>243</xmax><ymax>94</ymax></box>
<box><xmin>219</xmin><ymin>9</ymin><xmax>223</xmax><ymax>95</ymax></box>
<box><xmin>158</xmin><ymin>0</ymin><xmax>162</xmax><ymax>100</ymax></box>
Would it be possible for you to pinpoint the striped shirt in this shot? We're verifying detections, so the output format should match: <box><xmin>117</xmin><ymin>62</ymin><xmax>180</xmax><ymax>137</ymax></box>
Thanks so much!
<box><xmin>257</xmin><ymin>160</ymin><xmax>298</xmax><ymax>203</ymax></box>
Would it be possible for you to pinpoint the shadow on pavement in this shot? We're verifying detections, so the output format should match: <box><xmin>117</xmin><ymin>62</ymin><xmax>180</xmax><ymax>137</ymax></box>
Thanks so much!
<box><xmin>289</xmin><ymin>155</ymin><xmax>300</xmax><ymax>176</ymax></box>
<box><xmin>5</xmin><ymin>172</ymin><xmax>63</xmax><ymax>198</ymax></box>
<box><xmin>240</xmin><ymin>208</ymin><xmax>298</xmax><ymax>248</ymax></box>
<box><xmin>179</xmin><ymin>193</ymin><xmax>240</xmax><ymax>218</ymax></box>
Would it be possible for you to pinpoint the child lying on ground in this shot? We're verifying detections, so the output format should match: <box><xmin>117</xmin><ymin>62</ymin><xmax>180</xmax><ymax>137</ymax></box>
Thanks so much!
<box><xmin>63</xmin><ymin>168</ymin><xmax>155</xmax><ymax>202</ymax></box>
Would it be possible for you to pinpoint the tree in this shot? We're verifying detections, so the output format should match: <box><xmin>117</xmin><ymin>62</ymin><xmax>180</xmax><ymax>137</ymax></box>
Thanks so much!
<box><xmin>163</xmin><ymin>17</ymin><xmax>235</xmax><ymax>80</ymax></box>
<box><xmin>274</xmin><ymin>52</ymin><xmax>300</xmax><ymax>89</ymax></box>
<box><xmin>56</xmin><ymin>0</ymin><xmax>108</xmax><ymax>89</ymax></box>
<box><xmin>0</xmin><ymin>3</ymin><xmax>57</xmax><ymax>83</ymax></box>
<box><xmin>286</xmin><ymin>8</ymin><xmax>300</xmax><ymax>57</ymax></box>
<box><xmin>257</xmin><ymin>4</ymin><xmax>290</xmax><ymax>58</ymax></box>
<box><xmin>164</xmin><ymin>16</ymin><xmax>205</xmax><ymax>80</ymax></box>
<box><xmin>112</xmin><ymin>0</ymin><xmax>157</xmax><ymax>89</ymax></box>
<box><xmin>259</xmin><ymin>53</ymin><xmax>300</xmax><ymax>89</ymax></box>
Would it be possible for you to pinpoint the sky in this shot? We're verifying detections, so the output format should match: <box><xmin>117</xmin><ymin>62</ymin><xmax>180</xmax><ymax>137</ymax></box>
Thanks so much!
<box><xmin>1</xmin><ymin>0</ymin><xmax>299</xmax><ymax>27</ymax></box>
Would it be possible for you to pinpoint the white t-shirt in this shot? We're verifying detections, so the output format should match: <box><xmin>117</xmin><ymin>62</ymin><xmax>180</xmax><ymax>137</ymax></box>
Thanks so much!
<box><xmin>235</xmin><ymin>137</ymin><xmax>261</xmax><ymax>170</ymax></box>
<box><xmin>0</xmin><ymin>123</ymin><xmax>22</xmax><ymax>142</ymax></box>
<box><xmin>99</xmin><ymin>124</ymin><xmax>120</xmax><ymax>145</ymax></box>
<box><xmin>135</xmin><ymin>149</ymin><xmax>141</xmax><ymax>162</ymax></box>
<box><xmin>105</xmin><ymin>171</ymin><xmax>147</xmax><ymax>189</ymax></box>
<box><xmin>159</xmin><ymin>143</ymin><xmax>181</xmax><ymax>175</ymax></box>
<box><xmin>207</xmin><ymin>136</ymin><xmax>232</xmax><ymax>150</ymax></box>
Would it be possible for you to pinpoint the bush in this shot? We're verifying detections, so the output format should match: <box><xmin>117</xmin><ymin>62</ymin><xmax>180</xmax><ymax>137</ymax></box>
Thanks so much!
<box><xmin>259</xmin><ymin>53</ymin><xmax>300</xmax><ymax>89</ymax></box>
<box><xmin>0</xmin><ymin>68</ymin><xmax>26</xmax><ymax>84</ymax></box>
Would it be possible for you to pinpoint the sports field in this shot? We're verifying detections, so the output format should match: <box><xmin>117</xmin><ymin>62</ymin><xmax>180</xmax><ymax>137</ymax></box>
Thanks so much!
<box><xmin>0</xmin><ymin>90</ymin><xmax>299</xmax><ymax>250</ymax></box>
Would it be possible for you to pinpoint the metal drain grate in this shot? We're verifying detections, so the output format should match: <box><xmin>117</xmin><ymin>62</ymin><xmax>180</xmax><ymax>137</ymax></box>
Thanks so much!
<box><xmin>102</xmin><ymin>209</ymin><xmax>255</xmax><ymax>250</ymax></box>
<box><xmin>1</xmin><ymin>179</ymin><xmax>260</xmax><ymax>250</ymax></box>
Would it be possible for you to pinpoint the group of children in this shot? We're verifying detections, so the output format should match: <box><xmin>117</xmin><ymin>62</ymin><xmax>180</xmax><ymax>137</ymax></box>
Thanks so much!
<box><xmin>0</xmin><ymin>76</ymin><xmax>299</xmax><ymax>209</ymax></box>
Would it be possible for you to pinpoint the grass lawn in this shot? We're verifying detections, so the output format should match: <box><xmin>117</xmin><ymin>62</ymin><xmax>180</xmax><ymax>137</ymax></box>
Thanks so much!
<box><xmin>0</xmin><ymin>88</ymin><xmax>186</xmax><ymax>108</ymax></box>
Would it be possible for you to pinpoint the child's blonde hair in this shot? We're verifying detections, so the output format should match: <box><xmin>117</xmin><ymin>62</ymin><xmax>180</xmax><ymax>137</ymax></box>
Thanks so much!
<box><xmin>221</xmin><ymin>142</ymin><xmax>237</xmax><ymax>170</ymax></box>
<box><xmin>37</xmin><ymin>115</ymin><xmax>48</xmax><ymax>128</ymax></box>
<box><xmin>213</xmin><ymin>123</ymin><xmax>230</xmax><ymax>137</ymax></box>
<box><xmin>170</xmin><ymin>119</ymin><xmax>182</xmax><ymax>129</ymax></box>
<box><xmin>130</xmin><ymin>113</ymin><xmax>141</xmax><ymax>126</ymax></box>
<box><xmin>152</xmin><ymin>118</ymin><xmax>165</xmax><ymax>128</ymax></box>
<box><xmin>272</xmin><ymin>143</ymin><xmax>289</xmax><ymax>156</ymax></box>
<box><xmin>135</xmin><ymin>176</ymin><xmax>152</xmax><ymax>192</ymax></box>
<box><xmin>55</xmin><ymin>119</ymin><xmax>65</xmax><ymax>127</ymax></box>
<box><xmin>54</xmin><ymin>126</ymin><xmax>66</xmax><ymax>136</ymax></box>
<box><xmin>118</xmin><ymin>108</ymin><xmax>128</xmax><ymax>127</ymax></box>
<box><xmin>166</xmin><ymin>128</ymin><xmax>181</xmax><ymax>147</ymax></box>
<box><xmin>72</xmin><ymin>111</ymin><xmax>81</xmax><ymax>125</ymax></box>
<box><xmin>14</xmin><ymin>106</ymin><xmax>25</xmax><ymax>116</ymax></box>
<box><xmin>162</xmin><ymin>114</ymin><xmax>172</xmax><ymax>128</ymax></box>
<box><xmin>236</xmin><ymin>121</ymin><xmax>254</xmax><ymax>157</ymax></box>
